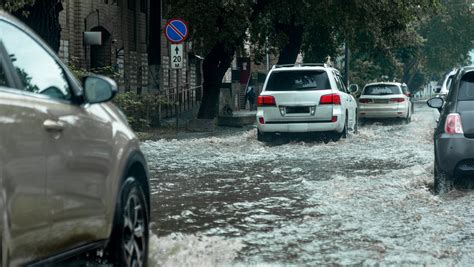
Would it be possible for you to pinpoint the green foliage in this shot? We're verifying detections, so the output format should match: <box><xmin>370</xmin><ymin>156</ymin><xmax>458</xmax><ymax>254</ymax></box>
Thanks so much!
<box><xmin>421</xmin><ymin>3</ymin><xmax>474</xmax><ymax>76</ymax></box>
<box><xmin>168</xmin><ymin>0</ymin><xmax>255</xmax><ymax>56</ymax></box>
<box><xmin>1</xmin><ymin>0</ymin><xmax>35</xmax><ymax>13</ymax></box>
<box><xmin>349</xmin><ymin>1</ymin><xmax>474</xmax><ymax>91</ymax></box>
<box><xmin>113</xmin><ymin>92</ymin><xmax>171</xmax><ymax>132</ymax></box>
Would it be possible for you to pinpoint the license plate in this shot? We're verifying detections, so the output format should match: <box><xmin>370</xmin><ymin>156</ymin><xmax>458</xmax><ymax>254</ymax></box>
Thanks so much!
<box><xmin>373</xmin><ymin>99</ymin><xmax>389</xmax><ymax>104</ymax></box>
<box><xmin>286</xmin><ymin>106</ymin><xmax>310</xmax><ymax>114</ymax></box>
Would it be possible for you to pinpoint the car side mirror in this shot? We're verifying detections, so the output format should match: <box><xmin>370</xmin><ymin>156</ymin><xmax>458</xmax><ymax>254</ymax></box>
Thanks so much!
<box><xmin>427</xmin><ymin>97</ymin><xmax>444</xmax><ymax>109</ymax></box>
<box><xmin>405</xmin><ymin>92</ymin><xmax>412</xmax><ymax>97</ymax></box>
<box><xmin>348</xmin><ymin>84</ymin><xmax>359</xmax><ymax>94</ymax></box>
<box><xmin>83</xmin><ymin>75</ymin><xmax>118</xmax><ymax>104</ymax></box>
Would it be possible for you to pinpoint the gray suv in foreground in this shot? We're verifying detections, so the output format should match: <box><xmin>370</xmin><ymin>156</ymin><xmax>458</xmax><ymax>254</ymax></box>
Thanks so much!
<box><xmin>0</xmin><ymin>12</ymin><xmax>149</xmax><ymax>266</ymax></box>
<box><xmin>427</xmin><ymin>67</ymin><xmax>474</xmax><ymax>194</ymax></box>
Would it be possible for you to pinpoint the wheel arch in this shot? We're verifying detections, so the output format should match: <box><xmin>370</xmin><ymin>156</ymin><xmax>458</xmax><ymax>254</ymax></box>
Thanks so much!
<box><xmin>121</xmin><ymin>151</ymin><xmax>150</xmax><ymax>214</ymax></box>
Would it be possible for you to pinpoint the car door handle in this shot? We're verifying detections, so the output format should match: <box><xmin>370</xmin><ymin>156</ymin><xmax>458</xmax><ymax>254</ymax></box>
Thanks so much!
<box><xmin>43</xmin><ymin>120</ymin><xmax>64</xmax><ymax>132</ymax></box>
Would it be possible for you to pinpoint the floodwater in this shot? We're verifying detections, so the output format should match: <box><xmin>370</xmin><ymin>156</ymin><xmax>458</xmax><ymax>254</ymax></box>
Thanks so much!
<box><xmin>142</xmin><ymin>103</ymin><xmax>474</xmax><ymax>266</ymax></box>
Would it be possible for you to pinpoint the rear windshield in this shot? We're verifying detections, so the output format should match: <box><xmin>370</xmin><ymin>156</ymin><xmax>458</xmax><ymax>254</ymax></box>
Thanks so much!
<box><xmin>265</xmin><ymin>70</ymin><xmax>330</xmax><ymax>91</ymax></box>
<box><xmin>459</xmin><ymin>72</ymin><xmax>474</xmax><ymax>101</ymax></box>
<box><xmin>363</xmin><ymin>85</ymin><xmax>401</xmax><ymax>95</ymax></box>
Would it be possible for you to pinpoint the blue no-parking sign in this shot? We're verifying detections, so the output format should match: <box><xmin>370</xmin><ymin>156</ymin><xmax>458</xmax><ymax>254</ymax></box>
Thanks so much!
<box><xmin>165</xmin><ymin>18</ymin><xmax>189</xmax><ymax>44</ymax></box>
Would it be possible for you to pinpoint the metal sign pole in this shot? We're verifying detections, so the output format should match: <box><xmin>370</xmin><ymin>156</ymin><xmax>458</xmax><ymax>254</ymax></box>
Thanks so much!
<box><xmin>176</xmin><ymin>69</ymin><xmax>179</xmax><ymax>134</ymax></box>
<box><xmin>164</xmin><ymin>18</ymin><xmax>189</xmax><ymax>136</ymax></box>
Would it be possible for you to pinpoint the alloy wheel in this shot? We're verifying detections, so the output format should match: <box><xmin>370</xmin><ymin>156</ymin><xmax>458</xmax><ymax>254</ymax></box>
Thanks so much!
<box><xmin>122</xmin><ymin>192</ymin><xmax>146</xmax><ymax>267</ymax></box>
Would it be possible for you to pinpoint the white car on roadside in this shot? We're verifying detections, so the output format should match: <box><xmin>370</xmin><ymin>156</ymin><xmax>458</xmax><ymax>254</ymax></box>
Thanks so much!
<box><xmin>256</xmin><ymin>63</ymin><xmax>358</xmax><ymax>142</ymax></box>
<box><xmin>358</xmin><ymin>82</ymin><xmax>413</xmax><ymax>123</ymax></box>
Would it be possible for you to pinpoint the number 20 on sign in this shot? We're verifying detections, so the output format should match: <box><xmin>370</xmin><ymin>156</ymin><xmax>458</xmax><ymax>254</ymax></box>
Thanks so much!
<box><xmin>170</xmin><ymin>44</ymin><xmax>183</xmax><ymax>69</ymax></box>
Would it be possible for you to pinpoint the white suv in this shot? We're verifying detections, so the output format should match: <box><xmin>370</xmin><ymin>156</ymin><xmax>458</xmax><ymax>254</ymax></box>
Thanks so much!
<box><xmin>256</xmin><ymin>64</ymin><xmax>358</xmax><ymax>142</ymax></box>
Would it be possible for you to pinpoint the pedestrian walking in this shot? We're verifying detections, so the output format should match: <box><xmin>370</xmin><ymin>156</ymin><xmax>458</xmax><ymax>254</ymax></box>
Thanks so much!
<box><xmin>246</xmin><ymin>86</ymin><xmax>257</xmax><ymax>110</ymax></box>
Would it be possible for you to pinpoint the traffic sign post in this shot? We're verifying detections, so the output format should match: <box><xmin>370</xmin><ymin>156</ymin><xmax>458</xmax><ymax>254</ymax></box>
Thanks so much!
<box><xmin>164</xmin><ymin>18</ymin><xmax>189</xmax><ymax>134</ymax></box>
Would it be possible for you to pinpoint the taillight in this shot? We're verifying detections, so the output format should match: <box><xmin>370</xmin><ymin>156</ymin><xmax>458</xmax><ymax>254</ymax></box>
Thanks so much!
<box><xmin>390</xmin><ymin>98</ymin><xmax>405</xmax><ymax>103</ymax></box>
<box><xmin>320</xmin><ymin>94</ymin><xmax>341</xmax><ymax>105</ymax></box>
<box><xmin>258</xmin><ymin>95</ymin><xmax>276</xmax><ymax>106</ymax></box>
<box><xmin>445</xmin><ymin>113</ymin><xmax>464</xmax><ymax>134</ymax></box>
<box><xmin>258</xmin><ymin>117</ymin><xmax>265</xmax><ymax>124</ymax></box>
<box><xmin>359</xmin><ymin>98</ymin><xmax>372</xmax><ymax>104</ymax></box>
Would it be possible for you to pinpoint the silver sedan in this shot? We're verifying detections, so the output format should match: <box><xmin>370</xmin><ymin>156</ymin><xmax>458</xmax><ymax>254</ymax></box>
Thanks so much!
<box><xmin>358</xmin><ymin>82</ymin><xmax>413</xmax><ymax>123</ymax></box>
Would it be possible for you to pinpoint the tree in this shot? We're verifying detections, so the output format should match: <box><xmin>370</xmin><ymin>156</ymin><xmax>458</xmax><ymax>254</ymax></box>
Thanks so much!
<box><xmin>251</xmin><ymin>0</ymin><xmax>438</xmax><ymax>67</ymax></box>
<box><xmin>349</xmin><ymin>0</ymin><xmax>474</xmax><ymax>92</ymax></box>
<box><xmin>169</xmin><ymin>0</ymin><xmax>266</xmax><ymax>119</ymax></box>
<box><xmin>1</xmin><ymin>0</ymin><xmax>62</xmax><ymax>53</ymax></box>
<box><xmin>171</xmin><ymin>0</ymin><xmax>440</xmax><ymax>119</ymax></box>
<box><xmin>421</xmin><ymin>2</ymin><xmax>474</xmax><ymax>76</ymax></box>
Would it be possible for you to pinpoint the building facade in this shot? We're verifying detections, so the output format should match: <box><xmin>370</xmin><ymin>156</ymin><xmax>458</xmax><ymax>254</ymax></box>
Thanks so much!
<box><xmin>58</xmin><ymin>0</ymin><xmax>155</xmax><ymax>93</ymax></box>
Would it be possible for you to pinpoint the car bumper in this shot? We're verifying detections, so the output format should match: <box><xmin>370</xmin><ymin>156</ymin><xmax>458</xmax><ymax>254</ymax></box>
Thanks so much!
<box><xmin>358</xmin><ymin>107</ymin><xmax>408</xmax><ymax>118</ymax></box>
<box><xmin>257</xmin><ymin>118</ymin><xmax>344</xmax><ymax>133</ymax></box>
<box><xmin>436</xmin><ymin>134</ymin><xmax>474</xmax><ymax>176</ymax></box>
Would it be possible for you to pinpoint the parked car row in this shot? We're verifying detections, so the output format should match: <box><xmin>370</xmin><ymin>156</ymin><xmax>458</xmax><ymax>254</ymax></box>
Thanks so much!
<box><xmin>256</xmin><ymin>64</ymin><xmax>413</xmax><ymax>142</ymax></box>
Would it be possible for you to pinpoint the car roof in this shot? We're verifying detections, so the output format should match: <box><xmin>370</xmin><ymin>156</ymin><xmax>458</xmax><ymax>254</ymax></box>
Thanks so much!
<box><xmin>364</xmin><ymin>82</ymin><xmax>403</xmax><ymax>87</ymax></box>
<box><xmin>460</xmin><ymin>66</ymin><xmax>474</xmax><ymax>75</ymax></box>
<box><xmin>271</xmin><ymin>64</ymin><xmax>339</xmax><ymax>73</ymax></box>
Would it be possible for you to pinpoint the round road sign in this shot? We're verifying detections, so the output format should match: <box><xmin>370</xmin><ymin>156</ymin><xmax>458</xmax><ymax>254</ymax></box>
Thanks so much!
<box><xmin>165</xmin><ymin>18</ymin><xmax>189</xmax><ymax>44</ymax></box>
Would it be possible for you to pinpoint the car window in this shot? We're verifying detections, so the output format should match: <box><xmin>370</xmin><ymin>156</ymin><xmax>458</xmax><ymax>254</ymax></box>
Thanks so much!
<box><xmin>265</xmin><ymin>70</ymin><xmax>330</xmax><ymax>91</ymax></box>
<box><xmin>458</xmin><ymin>72</ymin><xmax>474</xmax><ymax>101</ymax></box>
<box><xmin>335</xmin><ymin>75</ymin><xmax>347</xmax><ymax>93</ymax></box>
<box><xmin>401</xmin><ymin>85</ymin><xmax>408</xmax><ymax>94</ymax></box>
<box><xmin>363</xmin><ymin>85</ymin><xmax>402</xmax><ymax>95</ymax></box>
<box><xmin>446</xmin><ymin>76</ymin><xmax>454</xmax><ymax>91</ymax></box>
<box><xmin>0</xmin><ymin>21</ymin><xmax>71</xmax><ymax>100</ymax></box>
<box><xmin>0</xmin><ymin>62</ymin><xmax>7</xmax><ymax>87</ymax></box>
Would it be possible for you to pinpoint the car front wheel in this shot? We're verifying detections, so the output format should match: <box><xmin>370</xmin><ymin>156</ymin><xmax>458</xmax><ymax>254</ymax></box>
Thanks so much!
<box><xmin>108</xmin><ymin>177</ymin><xmax>149</xmax><ymax>266</ymax></box>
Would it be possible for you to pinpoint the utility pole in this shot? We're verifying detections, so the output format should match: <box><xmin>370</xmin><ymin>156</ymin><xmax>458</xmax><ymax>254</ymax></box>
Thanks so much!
<box><xmin>344</xmin><ymin>42</ymin><xmax>350</xmax><ymax>87</ymax></box>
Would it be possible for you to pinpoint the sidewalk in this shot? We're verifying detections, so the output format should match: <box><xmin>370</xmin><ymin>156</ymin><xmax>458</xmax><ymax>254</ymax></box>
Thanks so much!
<box><xmin>217</xmin><ymin>110</ymin><xmax>257</xmax><ymax>127</ymax></box>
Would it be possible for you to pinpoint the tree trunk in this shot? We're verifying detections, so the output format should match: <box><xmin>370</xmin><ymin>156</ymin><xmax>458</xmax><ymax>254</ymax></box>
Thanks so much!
<box><xmin>277</xmin><ymin>24</ymin><xmax>304</xmax><ymax>65</ymax></box>
<box><xmin>403</xmin><ymin>58</ymin><xmax>420</xmax><ymax>87</ymax></box>
<box><xmin>13</xmin><ymin>0</ymin><xmax>63</xmax><ymax>53</ymax></box>
<box><xmin>197</xmin><ymin>42</ymin><xmax>235</xmax><ymax>119</ymax></box>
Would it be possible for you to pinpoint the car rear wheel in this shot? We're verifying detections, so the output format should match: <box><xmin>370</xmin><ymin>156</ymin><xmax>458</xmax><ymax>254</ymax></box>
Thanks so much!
<box><xmin>331</xmin><ymin>115</ymin><xmax>348</xmax><ymax>142</ymax></box>
<box><xmin>353</xmin><ymin>111</ymin><xmax>359</xmax><ymax>134</ymax></box>
<box><xmin>434</xmin><ymin>161</ymin><xmax>454</xmax><ymax>194</ymax></box>
<box><xmin>404</xmin><ymin>108</ymin><xmax>412</xmax><ymax>124</ymax></box>
<box><xmin>258</xmin><ymin>130</ymin><xmax>274</xmax><ymax>143</ymax></box>
<box><xmin>108</xmin><ymin>177</ymin><xmax>149</xmax><ymax>266</ymax></box>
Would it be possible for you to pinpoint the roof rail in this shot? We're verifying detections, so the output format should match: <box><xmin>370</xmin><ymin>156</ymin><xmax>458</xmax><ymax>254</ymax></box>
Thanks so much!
<box><xmin>272</xmin><ymin>63</ymin><xmax>329</xmax><ymax>69</ymax></box>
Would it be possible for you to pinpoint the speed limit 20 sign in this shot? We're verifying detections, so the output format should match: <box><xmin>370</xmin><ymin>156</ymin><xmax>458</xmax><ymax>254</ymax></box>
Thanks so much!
<box><xmin>170</xmin><ymin>44</ymin><xmax>183</xmax><ymax>69</ymax></box>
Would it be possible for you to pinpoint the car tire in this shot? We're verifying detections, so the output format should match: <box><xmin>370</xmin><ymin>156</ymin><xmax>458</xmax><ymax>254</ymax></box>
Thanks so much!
<box><xmin>257</xmin><ymin>130</ymin><xmax>270</xmax><ymax>142</ymax></box>
<box><xmin>404</xmin><ymin>108</ymin><xmax>412</xmax><ymax>124</ymax></box>
<box><xmin>353</xmin><ymin>112</ymin><xmax>359</xmax><ymax>134</ymax></box>
<box><xmin>108</xmin><ymin>177</ymin><xmax>149</xmax><ymax>266</ymax></box>
<box><xmin>434</xmin><ymin>161</ymin><xmax>454</xmax><ymax>195</ymax></box>
<box><xmin>331</xmin><ymin>115</ymin><xmax>348</xmax><ymax>142</ymax></box>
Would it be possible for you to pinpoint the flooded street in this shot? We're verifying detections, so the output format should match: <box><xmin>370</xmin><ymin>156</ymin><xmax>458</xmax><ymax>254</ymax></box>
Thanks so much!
<box><xmin>142</xmin><ymin>103</ymin><xmax>474</xmax><ymax>266</ymax></box>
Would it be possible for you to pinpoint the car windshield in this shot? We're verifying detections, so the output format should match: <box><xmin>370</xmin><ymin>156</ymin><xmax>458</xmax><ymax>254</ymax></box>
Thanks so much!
<box><xmin>459</xmin><ymin>72</ymin><xmax>474</xmax><ymax>101</ymax></box>
<box><xmin>363</xmin><ymin>85</ymin><xmax>401</xmax><ymax>95</ymax></box>
<box><xmin>265</xmin><ymin>70</ymin><xmax>330</xmax><ymax>91</ymax></box>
